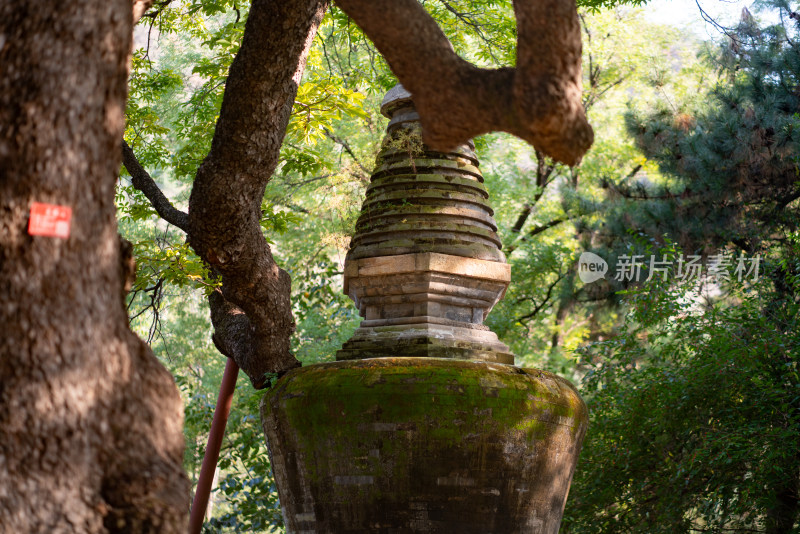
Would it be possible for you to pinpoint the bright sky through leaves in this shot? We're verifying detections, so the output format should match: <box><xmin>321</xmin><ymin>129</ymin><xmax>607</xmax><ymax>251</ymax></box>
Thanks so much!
<box><xmin>645</xmin><ymin>0</ymin><xmax>781</xmax><ymax>36</ymax></box>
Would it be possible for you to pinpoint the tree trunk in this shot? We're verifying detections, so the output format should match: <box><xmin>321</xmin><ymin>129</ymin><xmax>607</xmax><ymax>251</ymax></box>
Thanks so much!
<box><xmin>0</xmin><ymin>1</ymin><xmax>189</xmax><ymax>532</ymax></box>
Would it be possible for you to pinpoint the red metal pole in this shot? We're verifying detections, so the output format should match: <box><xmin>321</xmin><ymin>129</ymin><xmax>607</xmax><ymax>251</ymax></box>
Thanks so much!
<box><xmin>188</xmin><ymin>357</ymin><xmax>239</xmax><ymax>534</ymax></box>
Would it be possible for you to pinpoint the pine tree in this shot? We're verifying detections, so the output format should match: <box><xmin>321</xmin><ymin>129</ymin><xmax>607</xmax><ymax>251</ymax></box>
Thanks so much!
<box><xmin>622</xmin><ymin>2</ymin><xmax>800</xmax><ymax>259</ymax></box>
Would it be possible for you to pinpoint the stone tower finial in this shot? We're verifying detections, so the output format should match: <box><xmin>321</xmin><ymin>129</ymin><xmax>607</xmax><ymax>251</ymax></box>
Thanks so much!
<box><xmin>379</xmin><ymin>83</ymin><xmax>413</xmax><ymax>117</ymax></box>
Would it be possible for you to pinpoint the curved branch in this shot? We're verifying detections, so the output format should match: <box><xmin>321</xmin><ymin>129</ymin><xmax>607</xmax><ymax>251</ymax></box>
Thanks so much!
<box><xmin>323</xmin><ymin>128</ymin><xmax>370</xmax><ymax>177</ymax></box>
<box><xmin>507</xmin><ymin>218</ymin><xmax>569</xmax><ymax>255</ymax></box>
<box><xmin>334</xmin><ymin>0</ymin><xmax>593</xmax><ymax>165</ymax></box>
<box><xmin>121</xmin><ymin>140</ymin><xmax>189</xmax><ymax>232</ymax></box>
<box><xmin>187</xmin><ymin>0</ymin><xmax>329</xmax><ymax>383</ymax></box>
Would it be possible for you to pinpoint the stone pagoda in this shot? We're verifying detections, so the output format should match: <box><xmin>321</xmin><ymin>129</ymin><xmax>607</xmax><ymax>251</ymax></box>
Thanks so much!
<box><xmin>261</xmin><ymin>85</ymin><xmax>588</xmax><ymax>534</ymax></box>
<box><xmin>338</xmin><ymin>84</ymin><xmax>513</xmax><ymax>364</ymax></box>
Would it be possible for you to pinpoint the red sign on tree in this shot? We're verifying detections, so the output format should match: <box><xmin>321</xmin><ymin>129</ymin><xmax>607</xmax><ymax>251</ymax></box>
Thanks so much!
<box><xmin>28</xmin><ymin>202</ymin><xmax>72</xmax><ymax>239</ymax></box>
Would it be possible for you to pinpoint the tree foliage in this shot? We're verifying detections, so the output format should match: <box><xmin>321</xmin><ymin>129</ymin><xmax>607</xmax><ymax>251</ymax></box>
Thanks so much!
<box><xmin>565</xmin><ymin>247</ymin><xmax>800</xmax><ymax>533</ymax></box>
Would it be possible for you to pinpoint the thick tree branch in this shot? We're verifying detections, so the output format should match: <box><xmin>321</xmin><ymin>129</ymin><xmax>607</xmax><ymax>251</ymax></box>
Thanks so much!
<box><xmin>187</xmin><ymin>0</ymin><xmax>328</xmax><ymax>384</ymax></box>
<box><xmin>776</xmin><ymin>188</ymin><xmax>800</xmax><ymax>211</ymax></box>
<box><xmin>121</xmin><ymin>140</ymin><xmax>189</xmax><ymax>232</ymax></box>
<box><xmin>334</xmin><ymin>0</ymin><xmax>593</xmax><ymax>165</ymax></box>
<box><xmin>527</xmin><ymin>218</ymin><xmax>566</xmax><ymax>237</ymax></box>
<box><xmin>510</xmin><ymin>205</ymin><xmax>534</xmax><ymax>235</ymax></box>
<box><xmin>119</xmin><ymin>146</ymin><xmax>258</xmax><ymax>374</ymax></box>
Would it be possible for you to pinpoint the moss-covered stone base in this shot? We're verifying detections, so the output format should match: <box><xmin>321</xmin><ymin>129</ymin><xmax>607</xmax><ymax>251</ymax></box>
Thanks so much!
<box><xmin>261</xmin><ymin>358</ymin><xmax>588</xmax><ymax>534</ymax></box>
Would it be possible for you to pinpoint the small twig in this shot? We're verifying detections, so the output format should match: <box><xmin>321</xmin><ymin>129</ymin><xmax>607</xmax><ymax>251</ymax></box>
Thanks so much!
<box><xmin>436</xmin><ymin>0</ymin><xmax>501</xmax><ymax>63</ymax></box>
<box><xmin>323</xmin><ymin>128</ymin><xmax>370</xmax><ymax>175</ymax></box>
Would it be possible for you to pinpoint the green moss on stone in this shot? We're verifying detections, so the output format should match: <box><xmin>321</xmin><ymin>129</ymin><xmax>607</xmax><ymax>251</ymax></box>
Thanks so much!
<box><xmin>260</xmin><ymin>359</ymin><xmax>589</xmax><ymax>533</ymax></box>
<box><xmin>262</xmin><ymin>358</ymin><xmax>587</xmax><ymax>473</ymax></box>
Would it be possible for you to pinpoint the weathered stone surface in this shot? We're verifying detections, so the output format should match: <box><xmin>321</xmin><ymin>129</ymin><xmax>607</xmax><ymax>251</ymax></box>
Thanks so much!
<box><xmin>344</xmin><ymin>255</ymin><xmax>509</xmax><ymax>314</ymax></box>
<box><xmin>345</xmin><ymin>105</ymin><xmax>503</xmax><ymax>264</ymax></box>
<box><xmin>261</xmin><ymin>358</ymin><xmax>589</xmax><ymax>534</ymax></box>
<box><xmin>337</xmin><ymin>323</ymin><xmax>514</xmax><ymax>364</ymax></box>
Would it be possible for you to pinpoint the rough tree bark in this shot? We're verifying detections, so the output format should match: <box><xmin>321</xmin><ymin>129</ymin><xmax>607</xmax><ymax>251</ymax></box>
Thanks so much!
<box><xmin>0</xmin><ymin>1</ymin><xmax>190</xmax><ymax>532</ymax></box>
<box><xmin>187</xmin><ymin>0</ymin><xmax>330</xmax><ymax>386</ymax></box>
